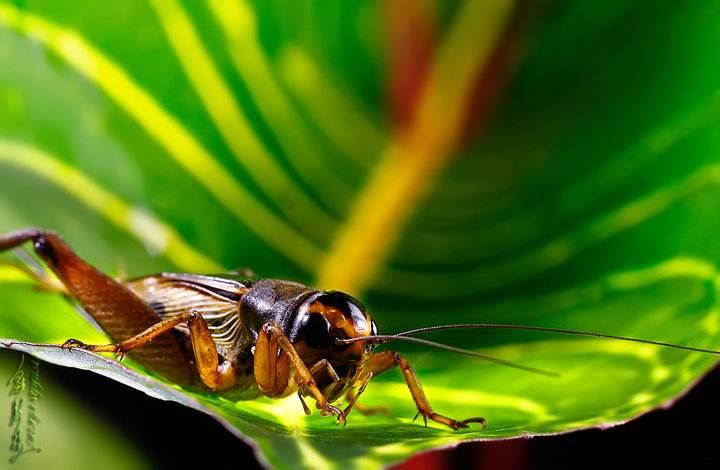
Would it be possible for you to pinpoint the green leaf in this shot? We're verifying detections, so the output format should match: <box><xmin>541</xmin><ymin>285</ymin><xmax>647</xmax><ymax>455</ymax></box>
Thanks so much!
<box><xmin>1</xmin><ymin>0</ymin><xmax>720</xmax><ymax>468</ymax></box>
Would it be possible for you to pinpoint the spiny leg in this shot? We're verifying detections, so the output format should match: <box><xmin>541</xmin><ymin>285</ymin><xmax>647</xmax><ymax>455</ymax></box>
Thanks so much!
<box><xmin>295</xmin><ymin>360</ymin><xmax>341</xmax><ymax>417</ymax></box>
<box><xmin>305</xmin><ymin>359</ymin><xmax>388</xmax><ymax>426</ymax></box>
<box><xmin>254</xmin><ymin>323</ymin><xmax>344</xmax><ymax>421</ymax></box>
<box><xmin>342</xmin><ymin>373</ymin><xmax>390</xmax><ymax>419</ymax></box>
<box><xmin>363</xmin><ymin>351</ymin><xmax>486</xmax><ymax>430</ymax></box>
<box><xmin>342</xmin><ymin>372</ymin><xmax>371</xmax><ymax>419</ymax></box>
<box><xmin>63</xmin><ymin>311</ymin><xmax>236</xmax><ymax>391</ymax></box>
<box><xmin>297</xmin><ymin>393</ymin><xmax>312</xmax><ymax>416</ymax></box>
<box><xmin>310</xmin><ymin>359</ymin><xmax>340</xmax><ymax>383</ymax></box>
<box><xmin>0</xmin><ymin>228</ymin><xmax>192</xmax><ymax>384</ymax></box>
<box><xmin>61</xmin><ymin>313</ymin><xmax>194</xmax><ymax>358</ymax></box>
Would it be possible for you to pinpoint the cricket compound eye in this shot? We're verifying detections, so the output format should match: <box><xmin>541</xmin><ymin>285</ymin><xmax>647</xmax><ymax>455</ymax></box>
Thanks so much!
<box><xmin>299</xmin><ymin>312</ymin><xmax>332</xmax><ymax>349</ymax></box>
<box><xmin>290</xmin><ymin>291</ymin><xmax>375</xmax><ymax>349</ymax></box>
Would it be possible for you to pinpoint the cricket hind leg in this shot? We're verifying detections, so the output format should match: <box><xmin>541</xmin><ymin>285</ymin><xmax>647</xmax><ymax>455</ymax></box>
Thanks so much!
<box><xmin>0</xmin><ymin>228</ymin><xmax>193</xmax><ymax>385</ymax></box>
<box><xmin>359</xmin><ymin>351</ymin><xmax>486</xmax><ymax>430</ymax></box>
<box><xmin>64</xmin><ymin>311</ymin><xmax>237</xmax><ymax>391</ymax></box>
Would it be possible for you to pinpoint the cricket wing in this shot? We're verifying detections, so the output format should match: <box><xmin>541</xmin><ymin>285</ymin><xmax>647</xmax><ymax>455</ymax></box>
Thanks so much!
<box><xmin>124</xmin><ymin>273</ymin><xmax>251</xmax><ymax>355</ymax></box>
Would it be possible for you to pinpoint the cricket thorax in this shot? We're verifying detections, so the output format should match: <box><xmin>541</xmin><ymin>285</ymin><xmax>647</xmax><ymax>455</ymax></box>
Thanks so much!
<box><xmin>238</xmin><ymin>278</ymin><xmax>318</xmax><ymax>334</ymax></box>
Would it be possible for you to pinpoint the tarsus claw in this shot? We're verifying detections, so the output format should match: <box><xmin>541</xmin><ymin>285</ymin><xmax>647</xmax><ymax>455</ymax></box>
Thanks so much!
<box><xmin>414</xmin><ymin>411</ymin><xmax>487</xmax><ymax>430</ymax></box>
<box><xmin>459</xmin><ymin>417</ymin><xmax>487</xmax><ymax>430</ymax></box>
<box><xmin>61</xmin><ymin>338</ymin><xmax>85</xmax><ymax>350</ymax></box>
<box><xmin>322</xmin><ymin>403</ymin><xmax>346</xmax><ymax>427</ymax></box>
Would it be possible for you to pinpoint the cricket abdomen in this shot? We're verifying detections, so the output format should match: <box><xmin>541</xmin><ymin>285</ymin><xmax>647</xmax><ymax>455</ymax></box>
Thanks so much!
<box><xmin>36</xmin><ymin>232</ymin><xmax>194</xmax><ymax>385</ymax></box>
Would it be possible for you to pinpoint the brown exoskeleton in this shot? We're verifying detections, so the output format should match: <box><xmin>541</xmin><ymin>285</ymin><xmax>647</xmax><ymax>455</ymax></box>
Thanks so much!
<box><xmin>2</xmin><ymin>228</ymin><xmax>720</xmax><ymax>429</ymax></box>
<box><xmin>0</xmin><ymin>228</ymin><xmax>488</xmax><ymax>428</ymax></box>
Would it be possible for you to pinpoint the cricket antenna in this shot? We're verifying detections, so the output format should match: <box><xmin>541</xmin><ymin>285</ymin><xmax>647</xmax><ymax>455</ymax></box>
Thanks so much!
<box><xmin>392</xmin><ymin>323</ymin><xmax>720</xmax><ymax>355</ymax></box>
<box><xmin>336</xmin><ymin>334</ymin><xmax>558</xmax><ymax>377</ymax></box>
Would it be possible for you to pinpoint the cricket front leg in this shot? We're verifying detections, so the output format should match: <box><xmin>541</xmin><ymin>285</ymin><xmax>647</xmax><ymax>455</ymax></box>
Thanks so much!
<box><xmin>342</xmin><ymin>373</ymin><xmax>390</xmax><ymax>420</ymax></box>
<box><xmin>254</xmin><ymin>323</ymin><xmax>344</xmax><ymax>421</ymax></box>
<box><xmin>64</xmin><ymin>311</ymin><xmax>237</xmax><ymax>391</ymax></box>
<box><xmin>295</xmin><ymin>359</ymin><xmax>341</xmax><ymax>416</ymax></box>
<box><xmin>364</xmin><ymin>351</ymin><xmax>486</xmax><ymax>430</ymax></box>
<box><xmin>0</xmin><ymin>228</ymin><xmax>192</xmax><ymax>385</ymax></box>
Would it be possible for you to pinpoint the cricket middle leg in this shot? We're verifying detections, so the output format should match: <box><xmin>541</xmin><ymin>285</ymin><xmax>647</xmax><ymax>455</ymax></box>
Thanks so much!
<box><xmin>355</xmin><ymin>351</ymin><xmax>487</xmax><ymax>430</ymax></box>
<box><xmin>63</xmin><ymin>311</ymin><xmax>237</xmax><ymax>391</ymax></box>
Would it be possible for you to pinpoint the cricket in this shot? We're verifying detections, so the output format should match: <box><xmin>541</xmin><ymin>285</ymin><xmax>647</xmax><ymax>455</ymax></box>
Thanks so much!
<box><xmin>2</xmin><ymin>228</ymin><xmax>720</xmax><ymax>430</ymax></box>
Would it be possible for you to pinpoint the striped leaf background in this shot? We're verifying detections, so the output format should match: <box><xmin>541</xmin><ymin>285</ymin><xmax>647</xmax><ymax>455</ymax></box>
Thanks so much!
<box><xmin>2</xmin><ymin>1</ymin><xmax>720</xmax><ymax>468</ymax></box>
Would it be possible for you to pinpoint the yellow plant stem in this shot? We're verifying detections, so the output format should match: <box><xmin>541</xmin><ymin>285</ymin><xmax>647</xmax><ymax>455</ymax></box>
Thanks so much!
<box><xmin>316</xmin><ymin>0</ymin><xmax>516</xmax><ymax>294</ymax></box>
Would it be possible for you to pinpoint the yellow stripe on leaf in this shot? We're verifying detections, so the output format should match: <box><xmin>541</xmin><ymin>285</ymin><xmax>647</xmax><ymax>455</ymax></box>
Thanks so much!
<box><xmin>0</xmin><ymin>140</ymin><xmax>221</xmax><ymax>273</ymax></box>
<box><xmin>207</xmin><ymin>0</ymin><xmax>354</xmax><ymax>212</ymax></box>
<box><xmin>316</xmin><ymin>0</ymin><xmax>516</xmax><ymax>294</ymax></box>
<box><xmin>0</xmin><ymin>3</ymin><xmax>322</xmax><ymax>272</ymax></box>
<box><xmin>149</xmin><ymin>0</ymin><xmax>337</xmax><ymax>241</ymax></box>
<box><xmin>278</xmin><ymin>46</ymin><xmax>387</xmax><ymax>168</ymax></box>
